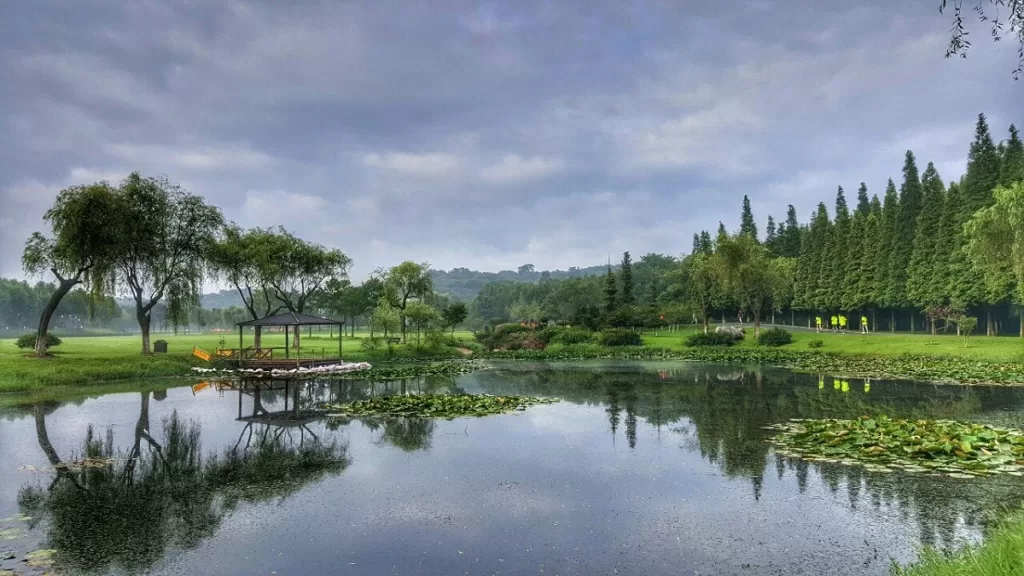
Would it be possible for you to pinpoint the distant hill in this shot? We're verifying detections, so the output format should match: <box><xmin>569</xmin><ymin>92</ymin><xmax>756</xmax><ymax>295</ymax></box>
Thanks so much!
<box><xmin>430</xmin><ymin>265</ymin><xmax>608</xmax><ymax>301</ymax></box>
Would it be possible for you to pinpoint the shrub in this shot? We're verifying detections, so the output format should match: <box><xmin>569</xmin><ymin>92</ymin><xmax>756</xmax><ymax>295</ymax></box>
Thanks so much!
<box><xmin>714</xmin><ymin>325</ymin><xmax>745</xmax><ymax>341</ymax></box>
<box><xmin>757</xmin><ymin>328</ymin><xmax>793</xmax><ymax>347</ymax></box>
<box><xmin>597</xmin><ymin>328</ymin><xmax>642</xmax><ymax>347</ymax></box>
<box><xmin>550</xmin><ymin>327</ymin><xmax>595</xmax><ymax>345</ymax></box>
<box><xmin>360</xmin><ymin>337</ymin><xmax>383</xmax><ymax>351</ymax></box>
<box><xmin>494</xmin><ymin>323</ymin><xmax>533</xmax><ymax>336</ymax></box>
<box><xmin>807</xmin><ymin>339</ymin><xmax>824</xmax><ymax>349</ymax></box>
<box><xmin>15</xmin><ymin>333</ymin><xmax>62</xmax><ymax>350</ymax></box>
<box><xmin>685</xmin><ymin>332</ymin><xmax>735</xmax><ymax>347</ymax></box>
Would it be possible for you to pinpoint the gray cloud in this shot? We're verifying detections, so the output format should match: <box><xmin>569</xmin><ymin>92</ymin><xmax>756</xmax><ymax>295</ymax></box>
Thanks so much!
<box><xmin>1</xmin><ymin>0</ymin><xmax>1021</xmax><ymax>280</ymax></box>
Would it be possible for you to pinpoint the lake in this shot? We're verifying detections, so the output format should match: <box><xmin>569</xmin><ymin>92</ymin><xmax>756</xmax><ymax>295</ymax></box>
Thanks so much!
<box><xmin>3</xmin><ymin>360</ymin><xmax>1024</xmax><ymax>575</ymax></box>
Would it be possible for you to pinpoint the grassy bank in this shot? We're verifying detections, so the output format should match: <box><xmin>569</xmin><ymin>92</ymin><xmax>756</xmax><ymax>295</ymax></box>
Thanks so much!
<box><xmin>0</xmin><ymin>331</ymin><xmax>473</xmax><ymax>393</ymax></box>
<box><xmin>892</xmin><ymin>508</ymin><xmax>1024</xmax><ymax>575</ymax></box>
<box><xmin>2</xmin><ymin>326</ymin><xmax>1023</xmax><ymax>392</ymax></box>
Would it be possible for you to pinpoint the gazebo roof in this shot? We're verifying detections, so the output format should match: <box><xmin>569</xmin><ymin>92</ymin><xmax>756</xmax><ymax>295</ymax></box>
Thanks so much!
<box><xmin>237</xmin><ymin>311</ymin><xmax>344</xmax><ymax>327</ymax></box>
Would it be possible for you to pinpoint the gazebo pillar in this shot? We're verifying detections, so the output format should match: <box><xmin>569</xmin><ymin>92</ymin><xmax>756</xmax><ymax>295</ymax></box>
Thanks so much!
<box><xmin>285</xmin><ymin>326</ymin><xmax>290</xmax><ymax>359</ymax></box>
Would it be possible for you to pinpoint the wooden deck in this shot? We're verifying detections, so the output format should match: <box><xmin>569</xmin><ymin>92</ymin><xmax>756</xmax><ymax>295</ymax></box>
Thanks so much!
<box><xmin>199</xmin><ymin>346</ymin><xmax>340</xmax><ymax>370</ymax></box>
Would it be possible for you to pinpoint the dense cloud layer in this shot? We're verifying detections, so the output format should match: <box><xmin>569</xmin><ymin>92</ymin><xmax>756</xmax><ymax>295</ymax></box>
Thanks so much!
<box><xmin>1</xmin><ymin>0</ymin><xmax>1021</xmax><ymax>280</ymax></box>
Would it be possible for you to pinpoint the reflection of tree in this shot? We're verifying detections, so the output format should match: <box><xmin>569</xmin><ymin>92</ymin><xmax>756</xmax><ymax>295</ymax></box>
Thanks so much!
<box><xmin>18</xmin><ymin>392</ymin><xmax>349</xmax><ymax>574</ymax></box>
<box><xmin>466</xmin><ymin>364</ymin><xmax>1024</xmax><ymax>544</ymax></box>
<box><xmin>329</xmin><ymin>415</ymin><xmax>436</xmax><ymax>452</ymax></box>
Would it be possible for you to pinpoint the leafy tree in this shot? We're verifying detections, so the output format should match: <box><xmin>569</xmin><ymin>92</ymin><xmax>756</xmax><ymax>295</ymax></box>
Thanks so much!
<box><xmin>740</xmin><ymin>195</ymin><xmax>758</xmax><ymax>240</ymax></box>
<box><xmin>370</xmin><ymin>299</ymin><xmax>401</xmax><ymax>352</ymax></box>
<box><xmin>21</xmin><ymin>182</ymin><xmax>121</xmax><ymax>356</ymax></box>
<box><xmin>769</xmin><ymin>257</ymin><xmax>797</xmax><ymax>325</ymax></box>
<box><xmin>699</xmin><ymin>230</ymin><xmax>713</xmax><ymax>254</ymax></box>
<box><xmin>404</xmin><ymin>301</ymin><xmax>440</xmax><ymax>347</ymax></box>
<box><xmin>262</xmin><ymin>230</ymin><xmax>351</xmax><ymax>350</ymax></box>
<box><xmin>442</xmin><ymin>302</ymin><xmax>469</xmax><ymax>338</ymax></box>
<box><xmin>603</xmin><ymin>265</ymin><xmax>617</xmax><ymax>313</ymax></box>
<box><xmin>965</xmin><ymin>183</ymin><xmax>1024</xmax><ymax>322</ymax></box>
<box><xmin>208</xmin><ymin>225</ymin><xmax>288</xmax><ymax>348</ymax></box>
<box><xmin>907</xmin><ymin>162</ymin><xmax>948</xmax><ymax>331</ymax></box>
<box><xmin>112</xmin><ymin>173</ymin><xmax>224</xmax><ymax>354</ymax></box>
<box><xmin>716</xmin><ymin>234</ymin><xmax>776</xmax><ymax>337</ymax></box>
<box><xmin>382</xmin><ymin>261</ymin><xmax>433</xmax><ymax>343</ymax></box>
<box><xmin>620</xmin><ymin>251</ymin><xmax>634</xmax><ymax>305</ymax></box>
<box><xmin>682</xmin><ymin>252</ymin><xmax>723</xmax><ymax>334</ymax></box>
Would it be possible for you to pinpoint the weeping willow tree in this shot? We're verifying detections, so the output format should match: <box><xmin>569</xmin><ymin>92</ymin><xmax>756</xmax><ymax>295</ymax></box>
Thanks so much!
<box><xmin>112</xmin><ymin>173</ymin><xmax>223</xmax><ymax>353</ymax></box>
<box><xmin>965</xmin><ymin>182</ymin><xmax>1024</xmax><ymax>333</ymax></box>
<box><xmin>21</xmin><ymin>182</ymin><xmax>122</xmax><ymax>356</ymax></box>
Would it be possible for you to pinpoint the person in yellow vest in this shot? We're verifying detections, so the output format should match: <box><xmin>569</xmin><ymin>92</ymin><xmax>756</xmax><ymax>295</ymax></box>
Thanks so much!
<box><xmin>815</xmin><ymin>315</ymin><xmax>823</xmax><ymax>333</ymax></box>
<box><xmin>860</xmin><ymin>315</ymin><xmax>869</xmax><ymax>334</ymax></box>
<box><xmin>839</xmin><ymin>314</ymin><xmax>848</xmax><ymax>331</ymax></box>
<box><xmin>830</xmin><ymin>315</ymin><xmax>838</xmax><ymax>332</ymax></box>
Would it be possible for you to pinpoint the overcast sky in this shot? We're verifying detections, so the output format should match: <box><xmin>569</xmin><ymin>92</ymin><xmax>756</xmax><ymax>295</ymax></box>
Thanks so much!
<box><xmin>1</xmin><ymin>1</ymin><xmax>1021</xmax><ymax>282</ymax></box>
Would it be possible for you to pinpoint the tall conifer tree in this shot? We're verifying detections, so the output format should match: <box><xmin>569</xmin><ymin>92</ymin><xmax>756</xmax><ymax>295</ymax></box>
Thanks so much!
<box><xmin>856</xmin><ymin>182</ymin><xmax>870</xmax><ymax>215</ymax></box>
<box><xmin>879</xmin><ymin>178</ymin><xmax>901</xmax><ymax>330</ymax></box>
<box><xmin>740</xmin><ymin>195</ymin><xmax>757</xmax><ymax>241</ymax></box>
<box><xmin>962</xmin><ymin>113</ymin><xmax>1002</xmax><ymax>214</ymax></box>
<box><xmin>887</xmin><ymin>152</ymin><xmax>923</xmax><ymax>329</ymax></box>
<box><xmin>603</xmin><ymin>265</ymin><xmax>617</xmax><ymax>313</ymax></box>
<box><xmin>779</xmin><ymin>205</ymin><xmax>801</xmax><ymax>258</ymax></box>
<box><xmin>907</xmin><ymin>162</ymin><xmax>947</xmax><ymax>331</ymax></box>
<box><xmin>620</xmin><ymin>251</ymin><xmax>634</xmax><ymax>305</ymax></box>
<box><xmin>1001</xmin><ymin>124</ymin><xmax>1024</xmax><ymax>186</ymax></box>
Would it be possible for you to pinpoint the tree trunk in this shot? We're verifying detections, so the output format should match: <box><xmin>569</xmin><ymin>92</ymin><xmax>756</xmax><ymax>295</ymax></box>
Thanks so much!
<box><xmin>872</xmin><ymin>310</ymin><xmax>876</xmax><ymax>332</ymax></box>
<box><xmin>930</xmin><ymin>318</ymin><xmax>937</xmax><ymax>335</ymax></box>
<box><xmin>753</xmin><ymin>312</ymin><xmax>761</xmax><ymax>338</ymax></box>
<box><xmin>910</xmin><ymin>310</ymin><xmax>915</xmax><ymax>334</ymax></box>
<box><xmin>703</xmin><ymin>315</ymin><xmax>709</xmax><ymax>335</ymax></box>
<box><xmin>293</xmin><ymin>325</ymin><xmax>301</xmax><ymax>351</ymax></box>
<box><xmin>139</xmin><ymin>312</ymin><xmax>152</xmax><ymax>354</ymax></box>
<box><xmin>987</xmin><ymin>309</ymin><xmax>994</xmax><ymax>337</ymax></box>
<box><xmin>890</xmin><ymin>309</ymin><xmax>895</xmax><ymax>333</ymax></box>
<box><xmin>1020</xmin><ymin>315</ymin><xmax>1023</xmax><ymax>338</ymax></box>
<box><xmin>254</xmin><ymin>326</ymin><xmax>263</xmax><ymax>350</ymax></box>
<box><xmin>790</xmin><ymin>308</ymin><xmax>795</xmax><ymax>326</ymax></box>
<box><xmin>34</xmin><ymin>278</ymin><xmax>77</xmax><ymax>356</ymax></box>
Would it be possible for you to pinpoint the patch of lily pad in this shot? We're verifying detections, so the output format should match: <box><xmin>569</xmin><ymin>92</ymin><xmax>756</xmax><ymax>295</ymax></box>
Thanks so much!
<box><xmin>23</xmin><ymin>549</ymin><xmax>56</xmax><ymax>568</ymax></box>
<box><xmin>765</xmin><ymin>415</ymin><xmax>1024</xmax><ymax>478</ymax></box>
<box><xmin>336</xmin><ymin>362</ymin><xmax>483</xmax><ymax>382</ymax></box>
<box><xmin>325</xmin><ymin>393</ymin><xmax>557</xmax><ymax>419</ymax></box>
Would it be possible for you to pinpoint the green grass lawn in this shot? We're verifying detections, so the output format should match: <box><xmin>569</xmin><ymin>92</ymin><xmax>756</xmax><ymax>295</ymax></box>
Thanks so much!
<box><xmin>0</xmin><ymin>330</ymin><xmax>477</xmax><ymax>393</ymax></box>
<box><xmin>3</xmin><ymin>325</ymin><xmax>1023</xmax><ymax>393</ymax></box>
<box><xmin>642</xmin><ymin>325</ymin><xmax>1024</xmax><ymax>363</ymax></box>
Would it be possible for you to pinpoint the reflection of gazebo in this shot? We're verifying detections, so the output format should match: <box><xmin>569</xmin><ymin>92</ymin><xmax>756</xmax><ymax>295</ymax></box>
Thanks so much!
<box><xmin>235</xmin><ymin>312</ymin><xmax>345</xmax><ymax>369</ymax></box>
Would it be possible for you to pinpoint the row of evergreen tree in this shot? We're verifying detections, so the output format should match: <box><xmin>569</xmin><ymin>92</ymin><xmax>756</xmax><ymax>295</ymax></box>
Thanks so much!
<box><xmin>693</xmin><ymin>114</ymin><xmax>1024</xmax><ymax>334</ymax></box>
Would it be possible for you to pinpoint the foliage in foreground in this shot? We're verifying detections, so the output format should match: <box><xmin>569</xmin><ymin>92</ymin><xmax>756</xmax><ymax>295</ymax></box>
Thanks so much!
<box><xmin>684</xmin><ymin>332</ymin><xmax>736</xmax><ymax>347</ymax></box>
<box><xmin>757</xmin><ymin>327</ymin><xmax>793</xmax><ymax>347</ymax></box>
<box><xmin>15</xmin><ymin>333</ymin><xmax>61</xmax><ymax>350</ymax></box>
<box><xmin>892</xmin><ymin>508</ymin><xmax>1024</xmax><ymax>576</ymax></box>
<box><xmin>334</xmin><ymin>362</ymin><xmax>481</xmax><ymax>381</ymax></box>
<box><xmin>767</xmin><ymin>416</ymin><xmax>1024</xmax><ymax>478</ymax></box>
<box><xmin>323</xmin><ymin>393</ymin><xmax>558</xmax><ymax>419</ymax></box>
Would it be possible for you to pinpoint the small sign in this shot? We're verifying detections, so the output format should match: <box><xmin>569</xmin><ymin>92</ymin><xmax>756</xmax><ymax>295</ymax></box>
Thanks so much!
<box><xmin>192</xmin><ymin>381</ymin><xmax>210</xmax><ymax>394</ymax></box>
<box><xmin>192</xmin><ymin>346</ymin><xmax>212</xmax><ymax>362</ymax></box>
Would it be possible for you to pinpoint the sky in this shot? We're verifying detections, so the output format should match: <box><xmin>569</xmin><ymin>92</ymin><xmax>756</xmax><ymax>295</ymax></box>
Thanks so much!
<box><xmin>1</xmin><ymin>0</ymin><xmax>1022</xmax><ymax>282</ymax></box>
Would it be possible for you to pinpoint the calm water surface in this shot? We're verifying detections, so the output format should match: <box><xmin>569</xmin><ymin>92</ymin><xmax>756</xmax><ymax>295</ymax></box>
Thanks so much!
<box><xmin>3</xmin><ymin>361</ymin><xmax>1024</xmax><ymax>575</ymax></box>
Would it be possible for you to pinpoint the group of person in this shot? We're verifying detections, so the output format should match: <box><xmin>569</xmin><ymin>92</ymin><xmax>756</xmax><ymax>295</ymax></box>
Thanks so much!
<box><xmin>816</xmin><ymin>314</ymin><xmax>870</xmax><ymax>334</ymax></box>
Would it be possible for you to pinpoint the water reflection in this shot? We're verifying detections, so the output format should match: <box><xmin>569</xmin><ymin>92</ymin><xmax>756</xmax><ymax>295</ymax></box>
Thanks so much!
<box><xmin>16</xmin><ymin>389</ymin><xmax>349</xmax><ymax>574</ymax></box>
<box><xmin>4</xmin><ymin>363</ymin><xmax>1024</xmax><ymax>574</ymax></box>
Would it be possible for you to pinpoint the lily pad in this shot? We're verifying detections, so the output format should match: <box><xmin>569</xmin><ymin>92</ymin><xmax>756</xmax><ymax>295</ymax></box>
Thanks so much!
<box><xmin>325</xmin><ymin>393</ymin><xmax>558</xmax><ymax>419</ymax></box>
<box><xmin>0</xmin><ymin>529</ymin><xmax>23</xmax><ymax>541</ymax></box>
<box><xmin>767</xmin><ymin>415</ymin><xmax>1024</xmax><ymax>478</ymax></box>
<box><xmin>24</xmin><ymin>548</ymin><xmax>56</xmax><ymax>568</ymax></box>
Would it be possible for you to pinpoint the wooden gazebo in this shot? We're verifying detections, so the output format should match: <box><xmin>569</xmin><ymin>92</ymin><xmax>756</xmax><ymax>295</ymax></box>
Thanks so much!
<box><xmin>234</xmin><ymin>312</ymin><xmax>345</xmax><ymax>369</ymax></box>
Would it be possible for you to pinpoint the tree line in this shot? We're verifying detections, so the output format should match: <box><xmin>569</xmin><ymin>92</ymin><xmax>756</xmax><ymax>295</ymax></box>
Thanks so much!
<box><xmin>463</xmin><ymin>114</ymin><xmax>1024</xmax><ymax>338</ymax></box>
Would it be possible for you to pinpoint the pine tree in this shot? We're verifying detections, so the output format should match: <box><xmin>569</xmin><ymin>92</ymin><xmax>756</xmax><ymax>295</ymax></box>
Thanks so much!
<box><xmin>806</xmin><ymin>203</ymin><xmax>832</xmax><ymax>312</ymax></box>
<box><xmin>906</xmin><ymin>162</ymin><xmax>947</xmax><ymax>331</ymax></box>
<box><xmin>1001</xmin><ymin>124</ymin><xmax>1024</xmax><ymax>186</ymax></box>
<box><xmin>878</xmin><ymin>178</ymin><xmax>901</xmax><ymax>330</ymax></box>
<box><xmin>779</xmin><ymin>205</ymin><xmax>801</xmax><ymax>258</ymax></box>
<box><xmin>823</xmin><ymin>187</ymin><xmax>851</xmax><ymax>311</ymax></box>
<box><xmin>854</xmin><ymin>210</ymin><xmax>881</xmax><ymax>317</ymax></box>
<box><xmin>962</xmin><ymin>113</ymin><xmax>1002</xmax><ymax>214</ymax></box>
<box><xmin>765</xmin><ymin>215</ymin><xmax>777</xmax><ymax>247</ymax></box>
<box><xmin>740</xmin><ymin>195</ymin><xmax>758</xmax><ymax>241</ymax></box>
<box><xmin>947</xmin><ymin>180</ymin><xmax>985</xmax><ymax>314</ymax></box>
<box><xmin>842</xmin><ymin>209</ymin><xmax>868</xmax><ymax>311</ymax></box>
<box><xmin>960</xmin><ymin>114</ymin><xmax>1005</xmax><ymax>334</ymax></box>
<box><xmin>717</xmin><ymin>221</ymin><xmax>728</xmax><ymax>242</ymax></box>
<box><xmin>856</xmin><ymin>182</ymin><xmax>870</xmax><ymax>215</ymax></box>
<box><xmin>604</xmin><ymin>265</ymin><xmax>618</xmax><ymax>313</ymax></box>
<box><xmin>699</xmin><ymin>231</ymin><xmax>713</xmax><ymax>254</ymax></box>
<box><xmin>692</xmin><ymin>233</ymin><xmax>701</xmax><ymax>255</ymax></box>
<box><xmin>887</xmin><ymin>152</ymin><xmax>924</xmax><ymax>328</ymax></box>
<box><xmin>620</xmin><ymin>251</ymin><xmax>634</xmax><ymax>305</ymax></box>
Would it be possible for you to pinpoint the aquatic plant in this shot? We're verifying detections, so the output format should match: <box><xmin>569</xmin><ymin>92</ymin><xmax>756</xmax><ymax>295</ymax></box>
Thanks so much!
<box><xmin>766</xmin><ymin>415</ymin><xmax>1024</xmax><ymax>477</ymax></box>
<box><xmin>324</xmin><ymin>393</ymin><xmax>557</xmax><ymax>419</ymax></box>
